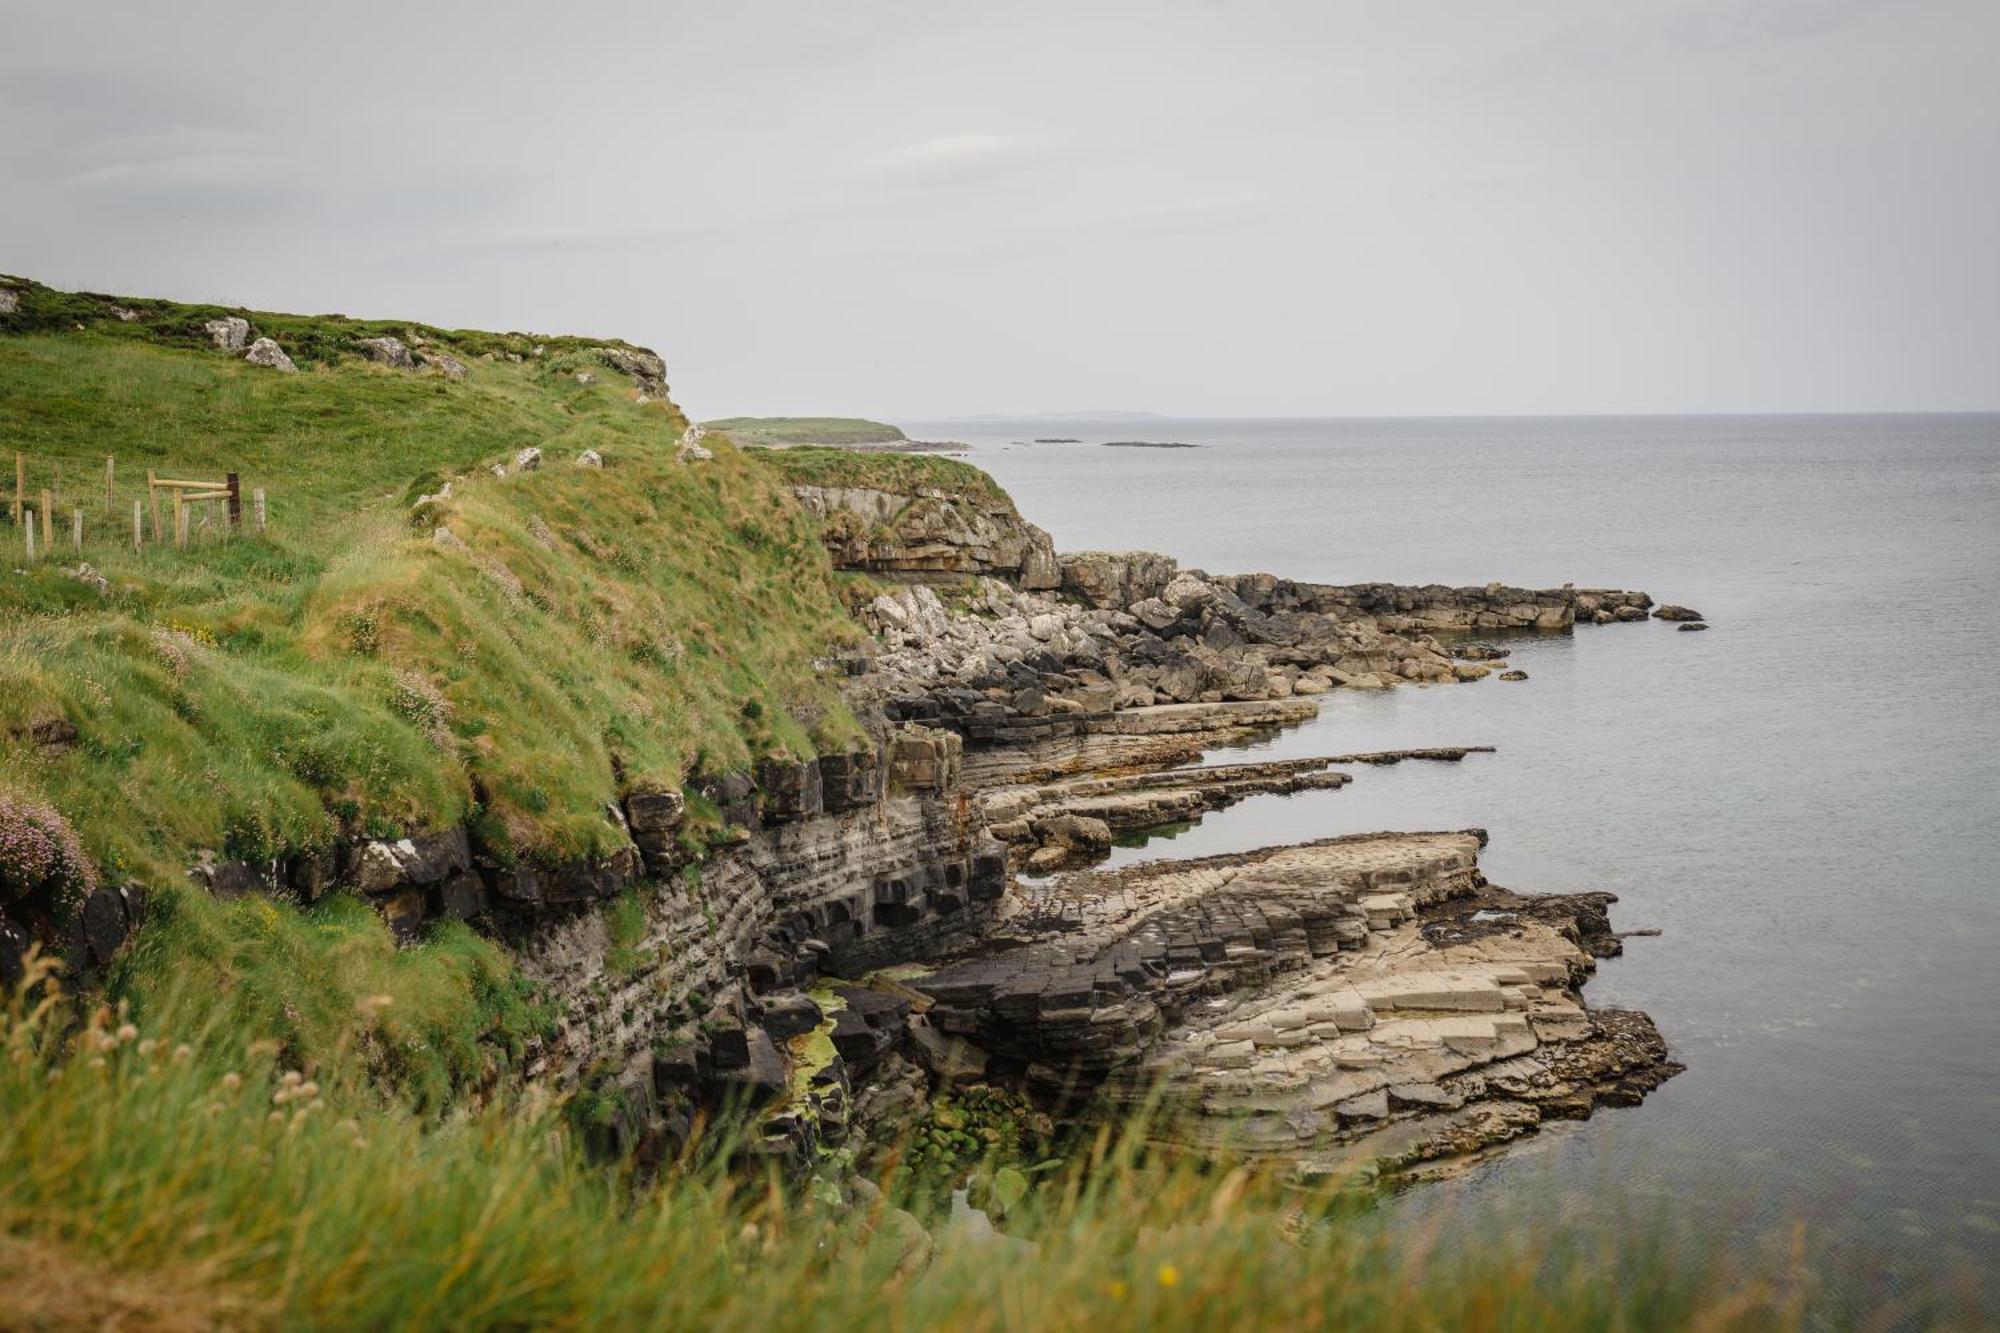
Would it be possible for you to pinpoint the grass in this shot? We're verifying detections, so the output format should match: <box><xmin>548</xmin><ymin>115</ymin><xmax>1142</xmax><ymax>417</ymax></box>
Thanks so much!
<box><xmin>0</xmin><ymin>304</ymin><xmax>866</xmax><ymax>891</ymax></box>
<box><xmin>0</xmin><ymin>949</ymin><xmax>1920</xmax><ymax>1332</ymax></box>
<box><xmin>703</xmin><ymin>417</ymin><xmax>908</xmax><ymax>446</ymax></box>
<box><xmin>749</xmin><ymin>445</ymin><xmax>1015</xmax><ymax>509</ymax></box>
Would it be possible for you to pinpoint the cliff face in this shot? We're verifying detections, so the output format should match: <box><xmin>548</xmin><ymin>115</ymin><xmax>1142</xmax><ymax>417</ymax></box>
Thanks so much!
<box><xmin>476</xmin><ymin>460</ymin><xmax>1680</xmax><ymax>1176</ymax></box>
<box><xmin>790</xmin><ymin>482</ymin><xmax>1060</xmax><ymax>588</ymax></box>
<box><xmin>0</xmin><ymin>278</ymin><xmax>1680</xmax><ymax>1186</ymax></box>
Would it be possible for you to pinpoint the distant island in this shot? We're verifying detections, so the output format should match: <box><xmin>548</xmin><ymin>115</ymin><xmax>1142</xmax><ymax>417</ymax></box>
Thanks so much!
<box><xmin>703</xmin><ymin>416</ymin><xmax>909</xmax><ymax>447</ymax></box>
<box><xmin>1102</xmin><ymin>440</ymin><xmax>1202</xmax><ymax>449</ymax></box>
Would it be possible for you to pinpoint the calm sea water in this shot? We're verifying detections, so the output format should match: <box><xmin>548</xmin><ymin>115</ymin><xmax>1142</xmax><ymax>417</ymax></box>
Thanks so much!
<box><xmin>902</xmin><ymin>414</ymin><xmax>2000</xmax><ymax>1303</ymax></box>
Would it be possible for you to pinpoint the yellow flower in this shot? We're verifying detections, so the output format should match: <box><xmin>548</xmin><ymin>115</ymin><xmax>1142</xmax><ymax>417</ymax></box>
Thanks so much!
<box><xmin>1157</xmin><ymin>1263</ymin><xmax>1180</xmax><ymax>1289</ymax></box>
<box><xmin>1107</xmin><ymin>1280</ymin><xmax>1128</xmax><ymax>1302</ymax></box>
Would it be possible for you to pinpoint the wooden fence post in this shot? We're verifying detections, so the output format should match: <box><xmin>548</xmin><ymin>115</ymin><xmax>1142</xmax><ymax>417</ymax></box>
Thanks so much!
<box><xmin>40</xmin><ymin>490</ymin><xmax>52</xmax><ymax>537</ymax></box>
<box><xmin>133</xmin><ymin>499</ymin><xmax>142</xmax><ymax>551</ymax></box>
<box><xmin>254</xmin><ymin>488</ymin><xmax>267</xmax><ymax>535</ymax></box>
<box><xmin>72</xmin><ymin>507</ymin><xmax>81</xmax><ymax>554</ymax></box>
<box><xmin>105</xmin><ymin>456</ymin><xmax>115</xmax><ymax>516</ymax></box>
<box><xmin>12</xmin><ymin>453</ymin><xmax>21</xmax><ymax>526</ymax></box>
<box><xmin>147</xmin><ymin>471</ymin><xmax>161</xmax><ymax>543</ymax></box>
<box><xmin>174</xmin><ymin>493</ymin><xmax>187</xmax><ymax>549</ymax></box>
<box><xmin>226</xmin><ymin>472</ymin><xmax>242</xmax><ymax>529</ymax></box>
<box><xmin>24</xmin><ymin>509</ymin><xmax>34</xmax><ymax>561</ymax></box>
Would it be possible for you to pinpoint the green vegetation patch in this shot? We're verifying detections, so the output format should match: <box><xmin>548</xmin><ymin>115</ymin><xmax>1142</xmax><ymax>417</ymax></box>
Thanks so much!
<box><xmin>0</xmin><ymin>287</ymin><xmax>868</xmax><ymax>1042</ymax></box>
<box><xmin>748</xmin><ymin>445</ymin><xmax>1013</xmax><ymax>510</ymax></box>
<box><xmin>702</xmin><ymin>416</ymin><xmax>907</xmax><ymax>447</ymax></box>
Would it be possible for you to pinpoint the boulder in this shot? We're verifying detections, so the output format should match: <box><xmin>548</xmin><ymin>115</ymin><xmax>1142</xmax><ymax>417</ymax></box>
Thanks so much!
<box><xmin>1653</xmin><ymin>605</ymin><xmax>1704</xmax><ymax>622</ymax></box>
<box><xmin>349</xmin><ymin>827</ymin><xmax>472</xmax><ymax>894</ymax></box>
<box><xmin>1498</xmin><ymin>669</ymin><xmax>1529</xmax><ymax>681</ymax></box>
<box><xmin>1678</xmin><ymin>622</ymin><xmax>1709</xmax><ymax>632</ymax></box>
<box><xmin>598</xmin><ymin>346</ymin><xmax>668</xmax><ymax>396</ymax></box>
<box><xmin>514</xmin><ymin>447</ymin><xmax>542</xmax><ymax>471</ymax></box>
<box><xmin>1037</xmin><ymin>812</ymin><xmax>1111</xmax><ymax>854</ymax></box>
<box><xmin>0</xmin><ymin>287</ymin><xmax>18</xmax><ymax>315</ymax></box>
<box><xmin>243</xmin><ymin>337</ymin><xmax>297</xmax><ymax>372</ymax></box>
<box><xmin>356</xmin><ymin>336</ymin><xmax>414</xmax><ymax>369</ymax></box>
<box><xmin>575</xmin><ymin>450</ymin><xmax>604</xmax><ymax>468</ymax></box>
<box><xmin>204</xmin><ymin>316</ymin><xmax>249</xmax><ymax>351</ymax></box>
<box><xmin>418</xmin><ymin>349</ymin><xmax>467</xmax><ymax>379</ymax></box>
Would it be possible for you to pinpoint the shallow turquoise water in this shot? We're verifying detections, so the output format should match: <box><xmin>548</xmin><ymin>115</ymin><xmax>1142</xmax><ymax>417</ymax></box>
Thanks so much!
<box><xmin>904</xmin><ymin>413</ymin><xmax>2000</xmax><ymax>1303</ymax></box>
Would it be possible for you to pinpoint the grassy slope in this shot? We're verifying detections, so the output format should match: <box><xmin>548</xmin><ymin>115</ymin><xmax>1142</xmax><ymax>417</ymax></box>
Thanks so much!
<box><xmin>0</xmin><ymin>278</ymin><xmax>873</xmax><ymax>1095</ymax></box>
<box><xmin>704</xmin><ymin>416</ymin><xmax>907</xmax><ymax>446</ymax></box>
<box><xmin>0</xmin><ymin>291</ymin><xmax>862</xmax><ymax>883</ymax></box>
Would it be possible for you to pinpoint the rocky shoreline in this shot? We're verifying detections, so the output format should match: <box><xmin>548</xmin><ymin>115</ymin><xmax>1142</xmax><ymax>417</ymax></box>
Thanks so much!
<box><xmin>55</xmin><ymin>467</ymin><xmax>1688</xmax><ymax>1187</ymax></box>
<box><xmin>488</xmin><ymin>478</ymin><xmax>1688</xmax><ymax>1180</ymax></box>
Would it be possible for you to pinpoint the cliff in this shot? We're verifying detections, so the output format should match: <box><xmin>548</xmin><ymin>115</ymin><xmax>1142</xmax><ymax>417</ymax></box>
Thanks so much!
<box><xmin>0</xmin><ymin>275</ymin><xmax>1679</xmax><ymax>1191</ymax></box>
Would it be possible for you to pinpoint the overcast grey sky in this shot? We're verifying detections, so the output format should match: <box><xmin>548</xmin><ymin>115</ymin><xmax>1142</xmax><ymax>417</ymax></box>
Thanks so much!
<box><xmin>3</xmin><ymin>1</ymin><xmax>1995</xmax><ymax>418</ymax></box>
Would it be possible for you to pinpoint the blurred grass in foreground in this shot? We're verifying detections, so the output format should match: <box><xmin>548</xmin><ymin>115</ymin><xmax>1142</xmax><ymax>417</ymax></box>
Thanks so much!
<box><xmin>2</xmin><ymin>950</ymin><xmax>1977</xmax><ymax>1332</ymax></box>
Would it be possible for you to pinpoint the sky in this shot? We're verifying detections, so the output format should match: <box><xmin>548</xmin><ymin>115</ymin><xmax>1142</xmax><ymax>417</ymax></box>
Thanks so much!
<box><xmin>2</xmin><ymin>0</ymin><xmax>1996</xmax><ymax>419</ymax></box>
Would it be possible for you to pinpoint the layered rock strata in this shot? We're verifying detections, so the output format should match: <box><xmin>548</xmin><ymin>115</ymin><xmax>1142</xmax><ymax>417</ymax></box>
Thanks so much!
<box><xmin>790</xmin><ymin>483</ymin><xmax>1059</xmax><ymax>588</ymax></box>
<box><xmin>910</xmin><ymin>832</ymin><xmax>1679</xmax><ymax>1177</ymax></box>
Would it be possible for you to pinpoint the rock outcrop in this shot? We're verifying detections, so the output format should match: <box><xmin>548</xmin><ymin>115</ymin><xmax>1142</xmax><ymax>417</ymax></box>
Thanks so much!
<box><xmin>243</xmin><ymin>337</ymin><xmax>297</xmax><ymax>372</ymax></box>
<box><xmin>912</xmin><ymin>831</ymin><xmax>1679</xmax><ymax>1176</ymax></box>
<box><xmin>793</xmin><ymin>484</ymin><xmax>1060</xmax><ymax>589</ymax></box>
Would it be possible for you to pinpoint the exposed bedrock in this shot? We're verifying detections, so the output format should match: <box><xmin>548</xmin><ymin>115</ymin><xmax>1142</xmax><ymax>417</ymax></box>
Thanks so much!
<box><xmin>909</xmin><ymin>832</ymin><xmax>1679</xmax><ymax>1178</ymax></box>
<box><xmin>791</xmin><ymin>483</ymin><xmax>1060</xmax><ymax>588</ymax></box>
<box><xmin>854</xmin><ymin>550</ymin><xmax>1649</xmax><ymax>789</ymax></box>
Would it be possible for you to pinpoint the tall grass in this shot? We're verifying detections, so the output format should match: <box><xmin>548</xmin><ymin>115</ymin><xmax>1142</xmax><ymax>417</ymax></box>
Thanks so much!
<box><xmin>0</xmin><ymin>948</ymin><xmax>1908</xmax><ymax>1332</ymax></box>
<box><xmin>0</xmin><ymin>329</ymin><xmax>864</xmax><ymax>887</ymax></box>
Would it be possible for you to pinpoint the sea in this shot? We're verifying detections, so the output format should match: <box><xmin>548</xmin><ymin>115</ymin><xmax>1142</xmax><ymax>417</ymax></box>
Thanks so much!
<box><xmin>898</xmin><ymin>413</ymin><xmax>2000</xmax><ymax>1310</ymax></box>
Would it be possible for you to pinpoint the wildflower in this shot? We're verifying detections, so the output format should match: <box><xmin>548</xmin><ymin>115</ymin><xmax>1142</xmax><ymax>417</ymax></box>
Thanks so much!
<box><xmin>298</xmin><ymin>1080</ymin><xmax>319</xmax><ymax>1101</ymax></box>
<box><xmin>1107</xmin><ymin>1280</ymin><xmax>1128</xmax><ymax>1302</ymax></box>
<box><xmin>280</xmin><ymin>1069</ymin><xmax>303</xmax><ymax>1088</ymax></box>
<box><xmin>173</xmin><ymin>1044</ymin><xmax>193</xmax><ymax>1064</ymax></box>
<box><xmin>207</xmin><ymin>1101</ymin><xmax>226</xmax><ymax>1118</ymax></box>
<box><xmin>137</xmin><ymin>1038</ymin><xmax>159</xmax><ymax>1059</ymax></box>
<box><xmin>0</xmin><ymin>792</ymin><xmax>99</xmax><ymax>919</ymax></box>
<box><xmin>1157</xmin><ymin>1264</ymin><xmax>1180</xmax><ymax>1289</ymax></box>
<box><xmin>115</xmin><ymin>1023</ymin><xmax>138</xmax><ymax>1045</ymax></box>
<box><xmin>273</xmin><ymin>1088</ymin><xmax>292</xmax><ymax>1106</ymax></box>
<box><xmin>221</xmin><ymin>1071</ymin><xmax>242</xmax><ymax>1091</ymax></box>
<box><xmin>268</xmin><ymin>1110</ymin><xmax>285</xmax><ymax>1125</ymax></box>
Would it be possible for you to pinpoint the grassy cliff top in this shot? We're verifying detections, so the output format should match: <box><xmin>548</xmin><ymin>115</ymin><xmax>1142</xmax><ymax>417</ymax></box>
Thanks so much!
<box><xmin>0</xmin><ymin>278</ymin><xmax>864</xmax><ymax>894</ymax></box>
<box><xmin>749</xmin><ymin>444</ymin><xmax>1014</xmax><ymax>510</ymax></box>
<box><xmin>702</xmin><ymin>416</ymin><xmax>906</xmax><ymax>446</ymax></box>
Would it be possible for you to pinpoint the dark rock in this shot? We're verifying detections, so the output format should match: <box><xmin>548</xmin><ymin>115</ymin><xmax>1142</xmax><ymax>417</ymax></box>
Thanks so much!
<box><xmin>1653</xmin><ymin>605</ymin><xmax>1705</xmax><ymax>622</ymax></box>
<box><xmin>428</xmin><ymin>870</ymin><xmax>489</xmax><ymax>921</ymax></box>
<box><xmin>755</xmin><ymin>756</ymin><xmax>823</xmax><ymax>823</ymax></box>
<box><xmin>759</xmin><ymin>991</ymin><xmax>824</xmax><ymax>1040</ymax></box>
<box><xmin>624</xmin><ymin>789</ymin><xmax>686</xmax><ymax>833</ymax></box>
<box><xmin>719</xmin><ymin>1028</ymin><xmax>788</xmax><ymax>1106</ymax></box>
<box><xmin>78</xmin><ymin>886</ymin><xmax>133</xmax><ymax>969</ymax></box>
<box><xmin>1678</xmin><ymin>622</ymin><xmax>1709</xmax><ymax>632</ymax></box>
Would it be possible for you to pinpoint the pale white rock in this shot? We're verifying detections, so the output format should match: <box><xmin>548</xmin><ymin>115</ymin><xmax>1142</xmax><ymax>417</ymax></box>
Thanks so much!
<box><xmin>242</xmin><ymin>337</ymin><xmax>297</xmax><ymax>373</ymax></box>
<box><xmin>204</xmin><ymin>316</ymin><xmax>249</xmax><ymax>350</ymax></box>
